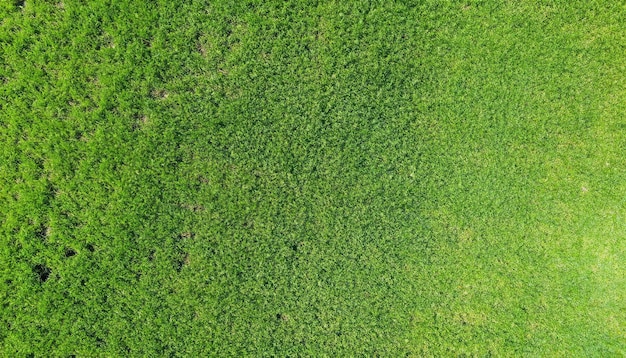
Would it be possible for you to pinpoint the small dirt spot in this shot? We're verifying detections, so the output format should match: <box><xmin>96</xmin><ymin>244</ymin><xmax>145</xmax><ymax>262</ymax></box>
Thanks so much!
<box><xmin>34</xmin><ymin>264</ymin><xmax>51</xmax><ymax>283</ymax></box>
<box><xmin>64</xmin><ymin>248</ymin><xmax>77</xmax><ymax>257</ymax></box>
<box><xmin>151</xmin><ymin>89</ymin><xmax>169</xmax><ymax>100</ymax></box>
<box><xmin>181</xmin><ymin>203</ymin><xmax>205</xmax><ymax>212</ymax></box>
<box><xmin>291</xmin><ymin>241</ymin><xmax>305</xmax><ymax>253</ymax></box>
<box><xmin>105</xmin><ymin>37</ymin><xmax>115</xmax><ymax>49</ymax></box>
<box><xmin>90</xmin><ymin>76</ymin><xmax>100</xmax><ymax>86</ymax></box>
<box><xmin>276</xmin><ymin>313</ymin><xmax>289</xmax><ymax>322</ymax></box>
<box><xmin>143</xmin><ymin>37</ymin><xmax>154</xmax><ymax>48</ymax></box>
<box><xmin>14</xmin><ymin>0</ymin><xmax>25</xmax><ymax>8</ymax></box>
<box><xmin>35</xmin><ymin>224</ymin><xmax>50</xmax><ymax>240</ymax></box>
<box><xmin>132</xmin><ymin>114</ymin><xmax>149</xmax><ymax>130</ymax></box>
<box><xmin>95</xmin><ymin>33</ymin><xmax>115</xmax><ymax>50</ymax></box>
<box><xmin>148</xmin><ymin>249</ymin><xmax>156</xmax><ymax>261</ymax></box>
<box><xmin>180</xmin><ymin>232</ymin><xmax>194</xmax><ymax>239</ymax></box>
<box><xmin>74</xmin><ymin>130</ymin><xmax>91</xmax><ymax>142</ymax></box>
<box><xmin>197</xmin><ymin>42</ymin><xmax>208</xmax><ymax>57</ymax></box>
<box><xmin>175</xmin><ymin>253</ymin><xmax>189</xmax><ymax>272</ymax></box>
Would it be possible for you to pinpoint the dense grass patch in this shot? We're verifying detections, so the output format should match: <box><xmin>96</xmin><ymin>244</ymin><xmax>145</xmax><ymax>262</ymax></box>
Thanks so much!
<box><xmin>1</xmin><ymin>0</ymin><xmax>625</xmax><ymax>356</ymax></box>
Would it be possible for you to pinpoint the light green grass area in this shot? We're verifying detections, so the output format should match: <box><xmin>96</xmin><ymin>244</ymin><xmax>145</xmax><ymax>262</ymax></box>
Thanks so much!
<box><xmin>1</xmin><ymin>0</ymin><xmax>626</xmax><ymax>356</ymax></box>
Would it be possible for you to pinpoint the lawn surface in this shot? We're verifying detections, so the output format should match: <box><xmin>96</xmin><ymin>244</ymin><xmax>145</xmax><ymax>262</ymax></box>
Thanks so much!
<box><xmin>1</xmin><ymin>0</ymin><xmax>626</xmax><ymax>356</ymax></box>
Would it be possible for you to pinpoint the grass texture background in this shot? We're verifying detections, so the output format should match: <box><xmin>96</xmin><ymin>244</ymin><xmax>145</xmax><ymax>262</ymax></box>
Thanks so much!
<box><xmin>1</xmin><ymin>0</ymin><xmax>625</xmax><ymax>356</ymax></box>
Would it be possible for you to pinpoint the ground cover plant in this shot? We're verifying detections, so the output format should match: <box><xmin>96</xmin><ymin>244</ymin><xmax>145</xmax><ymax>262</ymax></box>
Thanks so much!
<box><xmin>1</xmin><ymin>0</ymin><xmax>625</xmax><ymax>356</ymax></box>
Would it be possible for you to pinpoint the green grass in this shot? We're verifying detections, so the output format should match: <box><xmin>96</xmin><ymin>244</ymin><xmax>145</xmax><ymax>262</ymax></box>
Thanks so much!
<box><xmin>1</xmin><ymin>0</ymin><xmax>626</xmax><ymax>356</ymax></box>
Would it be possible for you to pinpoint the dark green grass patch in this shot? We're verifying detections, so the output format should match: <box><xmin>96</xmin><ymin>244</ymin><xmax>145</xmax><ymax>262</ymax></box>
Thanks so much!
<box><xmin>1</xmin><ymin>0</ymin><xmax>626</xmax><ymax>356</ymax></box>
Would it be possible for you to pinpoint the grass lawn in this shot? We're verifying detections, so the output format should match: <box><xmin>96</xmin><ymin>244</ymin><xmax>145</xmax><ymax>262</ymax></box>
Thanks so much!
<box><xmin>1</xmin><ymin>0</ymin><xmax>626</xmax><ymax>356</ymax></box>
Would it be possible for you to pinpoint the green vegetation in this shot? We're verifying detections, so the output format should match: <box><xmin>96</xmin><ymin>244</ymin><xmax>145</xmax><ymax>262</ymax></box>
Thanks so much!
<box><xmin>1</xmin><ymin>0</ymin><xmax>625</xmax><ymax>356</ymax></box>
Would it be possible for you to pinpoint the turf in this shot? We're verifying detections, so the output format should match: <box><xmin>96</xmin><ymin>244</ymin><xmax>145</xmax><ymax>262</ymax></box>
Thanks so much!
<box><xmin>1</xmin><ymin>0</ymin><xmax>626</xmax><ymax>356</ymax></box>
